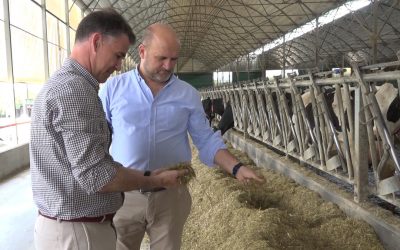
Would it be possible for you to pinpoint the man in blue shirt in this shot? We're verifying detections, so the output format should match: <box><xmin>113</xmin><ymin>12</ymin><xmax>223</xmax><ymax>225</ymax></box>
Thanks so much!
<box><xmin>99</xmin><ymin>23</ymin><xmax>264</xmax><ymax>250</ymax></box>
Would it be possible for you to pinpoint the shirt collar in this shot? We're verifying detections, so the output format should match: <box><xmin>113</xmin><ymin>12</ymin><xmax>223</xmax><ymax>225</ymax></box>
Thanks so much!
<box><xmin>65</xmin><ymin>57</ymin><xmax>100</xmax><ymax>92</ymax></box>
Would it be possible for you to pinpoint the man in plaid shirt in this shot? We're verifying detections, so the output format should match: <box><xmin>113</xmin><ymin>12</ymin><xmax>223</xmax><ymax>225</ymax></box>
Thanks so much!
<box><xmin>30</xmin><ymin>9</ymin><xmax>187</xmax><ymax>250</ymax></box>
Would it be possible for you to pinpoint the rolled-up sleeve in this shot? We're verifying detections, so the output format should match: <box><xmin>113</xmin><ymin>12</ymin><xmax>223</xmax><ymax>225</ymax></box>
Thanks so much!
<box><xmin>188</xmin><ymin>93</ymin><xmax>226</xmax><ymax>167</ymax></box>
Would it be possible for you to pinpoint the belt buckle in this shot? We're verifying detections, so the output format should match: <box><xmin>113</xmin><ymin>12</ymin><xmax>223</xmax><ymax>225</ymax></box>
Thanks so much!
<box><xmin>139</xmin><ymin>187</ymin><xmax>166</xmax><ymax>194</ymax></box>
<box><xmin>139</xmin><ymin>188</ymin><xmax>150</xmax><ymax>194</ymax></box>
<box><xmin>100</xmin><ymin>215</ymin><xmax>107</xmax><ymax>223</ymax></box>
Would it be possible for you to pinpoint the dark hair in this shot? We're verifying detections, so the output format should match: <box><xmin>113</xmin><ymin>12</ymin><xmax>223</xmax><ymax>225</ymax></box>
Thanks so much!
<box><xmin>75</xmin><ymin>8</ymin><xmax>135</xmax><ymax>45</ymax></box>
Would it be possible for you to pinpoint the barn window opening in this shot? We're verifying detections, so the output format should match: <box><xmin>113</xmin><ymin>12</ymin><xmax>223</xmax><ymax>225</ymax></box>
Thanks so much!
<box><xmin>252</xmin><ymin>0</ymin><xmax>371</xmax><ymax>56</ymax></box>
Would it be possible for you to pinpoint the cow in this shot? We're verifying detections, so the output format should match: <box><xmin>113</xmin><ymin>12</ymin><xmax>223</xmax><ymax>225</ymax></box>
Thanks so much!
<box><xmin>330</xmin><ymin>83</ymin><xmax>400</xmax><ymax>186</ymax></box>
<box><xmin>299</xmin><ymin>87</ymin><xmax>341</xmax><ymax>132</ymax></box>
<box><xmin>214</xmin><ymin>102</ymin><xmax>234</xmax><ymax>136</ymax></box>
<box><xmin>201</xmin><ymin>97</ymin><xmax>234</xmax><ymax>136</ymax></box>
<box><xmin>202</xmin><ymin>97</ymin><xmax>214</xmax><ymax>126</ymax></box>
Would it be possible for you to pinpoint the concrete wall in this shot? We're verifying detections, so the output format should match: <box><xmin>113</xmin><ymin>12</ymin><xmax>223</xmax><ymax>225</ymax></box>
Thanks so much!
<box><xmin>0</xmin><ymin>143</ymin><xmax>29</xmax><ymax>180</ymax></box>
<box><xmin>176</xmin><ymin>72</ymin><xmax>213</xmax><ymax>89</ymax></box>
<box><xmin>232</xmin><ymin>71</ymin><xmax>262</xmax><ymax>82</ymax></box>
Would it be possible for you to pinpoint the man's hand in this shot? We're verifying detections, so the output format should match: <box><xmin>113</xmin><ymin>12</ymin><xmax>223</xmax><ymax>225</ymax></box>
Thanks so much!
<box><xmin>214</xmin><ymin>149</ymin><xmax>265</xmax><ymax>185</ymax></box>
<box><xmin>235</xmin><ymin>166</ymin><xmax>265</xmax><ymax>184</ymax></box>
<box><xmin>152</xmin><ymin>169</ymin><xmax>188</xmax><ymax>188</ymax></box>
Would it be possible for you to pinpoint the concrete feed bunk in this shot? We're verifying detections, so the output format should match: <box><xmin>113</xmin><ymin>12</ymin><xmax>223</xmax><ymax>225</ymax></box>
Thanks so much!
<box><xmin>181</xmin><ymin>141</ymin><xmax>385</xmax><ymax>250</ymax></box>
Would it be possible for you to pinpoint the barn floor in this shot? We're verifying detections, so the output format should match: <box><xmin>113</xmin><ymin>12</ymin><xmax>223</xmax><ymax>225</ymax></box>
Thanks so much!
<box><xmin>180</xmin><ymin>137</ymin><xmax>384</xmax><ymax>250</ymax></box>
<box><xmin>197</xmin><ymin>130</ymin><xmax>400</xmax><ymax>250</ymax></box>
<box><xmin>0</xmin><ymin>169</ymin><xmax>36</xmax><ymax>250</ymax></box>
<box><xmin>2</xmin><ymin>130</ymin><xmax>400</xmax><ymax>249</ymax></box>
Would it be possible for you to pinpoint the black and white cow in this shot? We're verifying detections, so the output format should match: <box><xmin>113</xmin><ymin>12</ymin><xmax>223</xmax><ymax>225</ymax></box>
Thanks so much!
<box><xmin>202</xmin><ymin>97</ymin><xmax>234</xmax><ymax>136</ymax></box>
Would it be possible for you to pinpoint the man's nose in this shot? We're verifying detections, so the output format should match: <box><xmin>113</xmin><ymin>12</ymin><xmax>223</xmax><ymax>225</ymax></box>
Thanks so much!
<box><xmin>163</xmin><ymin>60</ymin><xmax>176</xmax><ymax>71</ymax></box>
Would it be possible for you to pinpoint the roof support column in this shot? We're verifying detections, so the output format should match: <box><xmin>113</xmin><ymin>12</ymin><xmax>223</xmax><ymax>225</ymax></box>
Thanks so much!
<box><xmin>247</xmin><ymin>54</ymin><xmax>250</xmax><ymax>81</ymax></box>
<box><xmin>282</xmin><ymin>36</ymin><xmax>286</xmax><ymax>78</ymax></box>
<box><xmin>371</xmin><ymin>0</ymin><xmax>378</xmax><ymax>64</ymax></box>
<box><xmin>315</xmin><ymin>17</ymin><xmax>320</xmax><ymax>70</ymax></box>
<box><xmin>2</xmin><ymin>0</ymin><xmax>17</xmax><ymax>139</ymax></box>
<box><xmin>235</xmin><ymin>60</ymin><xmax>239</xmax><ymax>83</ymax></box>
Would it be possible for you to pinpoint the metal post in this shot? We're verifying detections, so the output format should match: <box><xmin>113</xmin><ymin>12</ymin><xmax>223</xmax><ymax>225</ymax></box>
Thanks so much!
<box><xmin>282</xmin><ymin>36</ymin><xmax>286</xmax><ymax>78</ymax></box>
<box><xmin>247</xmin><ymin>54</ymin><xmax>250</xmax><ymax>81</ymax></box>
<box><xmin>65</xmin><ymin>0</ymin><xmax>71</xmax><ymax>56</ymax></box>
<box><xmin>3</xmin><ymin>0</ymin><xmax>18</xmax><ymax>143</ymax></box>
<box><xmin>371</xmin><ymin>0</ymin><xmax>378</xmax><ymax>64</ymax></box>
<box><xmin>315</xmin><ymin>17</ymin><xmax>320</xmax><ymax>69</ymax></box>
<box><xmin>354</xmin><ymin>87</ymin><xmax>369</xmax><ymax>202</ymax></box>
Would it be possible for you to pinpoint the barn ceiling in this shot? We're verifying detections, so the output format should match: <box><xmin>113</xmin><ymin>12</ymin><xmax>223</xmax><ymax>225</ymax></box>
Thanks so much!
<box><xmin>248</xmin><ymin>0</ymin><xmax>400</xmax><ymax>71</ymax></box>
<box><xmin>76</xmin><ymin>0</ymin><xmax>400</xmax><ymax>72</ymax></box>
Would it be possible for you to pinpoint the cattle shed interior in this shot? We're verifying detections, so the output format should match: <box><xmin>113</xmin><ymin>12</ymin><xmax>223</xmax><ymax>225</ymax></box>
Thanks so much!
<box><xmin>2</xmin><ymin>0</ymin><xmax>400</xmax><ymax>249</ymax></box>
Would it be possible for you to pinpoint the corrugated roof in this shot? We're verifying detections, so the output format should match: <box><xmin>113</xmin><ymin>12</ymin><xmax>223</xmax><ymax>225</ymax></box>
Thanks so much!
<box><xmin>77</xmin><ymin>0</ymin><xmax>399</xmax><ymax>72</ymax></box>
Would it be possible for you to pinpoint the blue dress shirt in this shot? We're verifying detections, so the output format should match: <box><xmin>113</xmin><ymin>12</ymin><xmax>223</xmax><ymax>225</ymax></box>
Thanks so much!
<box><xmin>99</xmin><ymin>68</ymin><xmax>226</xmax><ymax>171</ymax></box>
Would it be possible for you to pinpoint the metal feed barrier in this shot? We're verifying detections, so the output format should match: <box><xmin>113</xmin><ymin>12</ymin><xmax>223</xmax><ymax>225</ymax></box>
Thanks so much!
<box><xmin>200</xmin><ymin>60</ymin><xmax>400</xmax><ymax>209</ymax></box>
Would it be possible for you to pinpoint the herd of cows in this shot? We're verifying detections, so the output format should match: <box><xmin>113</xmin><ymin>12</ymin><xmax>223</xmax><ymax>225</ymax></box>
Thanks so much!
<box><xmin>200</xmin><ymin>63</ymin><xmax>400</xmax><ymax>208</ymax></box>
<box><xmin>203</xmin><ymin>82</ymin><xmax>400</xmax><ymax>139</ymax></box>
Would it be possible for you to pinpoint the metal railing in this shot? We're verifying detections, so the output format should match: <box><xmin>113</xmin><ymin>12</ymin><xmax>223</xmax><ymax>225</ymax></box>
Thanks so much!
<box><xmin>200</xmin><ymin>60</ymin><xmax>400</xmax><ymax>208</ymax></box>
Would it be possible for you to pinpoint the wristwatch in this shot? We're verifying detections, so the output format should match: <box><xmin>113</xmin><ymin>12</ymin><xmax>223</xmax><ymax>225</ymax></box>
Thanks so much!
<box><xmin>232</xmin><ymin>162</ymin><xmax>243</xmax><ymax>178</ymax></box>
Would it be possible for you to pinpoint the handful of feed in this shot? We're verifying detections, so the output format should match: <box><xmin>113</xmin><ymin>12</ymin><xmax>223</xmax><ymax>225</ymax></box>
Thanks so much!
<box><xmin>168</xmin><ymin>162</ymin><xmax>196</xmax><ymax>184</ymax></box>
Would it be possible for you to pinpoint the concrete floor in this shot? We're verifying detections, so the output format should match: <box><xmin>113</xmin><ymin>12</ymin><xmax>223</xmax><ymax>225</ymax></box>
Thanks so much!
<box><xmin>0</xmin><ymin>169</ymin><xmax>151</xmax><ymax>250</ymax></box>
<box><xmin>0</xmin><ymin>169</ymin><xmax>36</xmax><ymax>250</ymax></box>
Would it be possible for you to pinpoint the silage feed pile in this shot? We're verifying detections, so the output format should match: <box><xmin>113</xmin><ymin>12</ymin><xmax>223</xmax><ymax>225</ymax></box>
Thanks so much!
<box><xmin>181</xmin><ymin>144</ymin><xmax>384</xmax><ymax>250</ymax></box>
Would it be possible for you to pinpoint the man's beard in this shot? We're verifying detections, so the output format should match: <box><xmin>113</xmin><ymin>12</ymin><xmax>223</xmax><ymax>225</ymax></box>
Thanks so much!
<box><xmin>153</xmin><ymin>70</ymin><xmax>172</xmax><ymax>83</ymax></box>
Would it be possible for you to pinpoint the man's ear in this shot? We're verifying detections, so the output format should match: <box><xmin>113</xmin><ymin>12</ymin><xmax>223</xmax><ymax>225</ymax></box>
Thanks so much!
<box><xmin>138</xmin><ymin>44</ymin><xmax>145</xmax><ymax>59</ymax></box>
<box><xmin>92</xmin><ymin>33</ymin><xmax>102</xmax><ymax>52</ymax></box>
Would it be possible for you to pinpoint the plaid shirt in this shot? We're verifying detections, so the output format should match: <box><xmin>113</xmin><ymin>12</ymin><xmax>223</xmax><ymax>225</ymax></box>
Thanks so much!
<box><xmin>30</xmin><ymin>58</ymin><xmax>123</xmax><ymax>220</ymax></box>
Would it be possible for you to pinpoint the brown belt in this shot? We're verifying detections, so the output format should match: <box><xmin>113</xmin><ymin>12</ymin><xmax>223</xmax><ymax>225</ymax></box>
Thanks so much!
<box><xmin>139</xmin><ymin>187</ymin><xmax>166</xmax><ymax>194</ymax></box>
<box><xmin>39</xmin><ymin>211</ymin><xmax>115</xmax><ymax>223</ymax></box>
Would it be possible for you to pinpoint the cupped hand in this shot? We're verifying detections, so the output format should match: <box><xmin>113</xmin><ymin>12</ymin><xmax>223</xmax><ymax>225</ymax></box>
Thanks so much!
<box><xmin>154</xmin><ymin>169</ymin><xmax>188</xmax><ymax>188</ymax></box>
<box><xmin>235</xmin><ymin>166</ymin><xmax>265</xmax><ymax>184</ymax></box>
